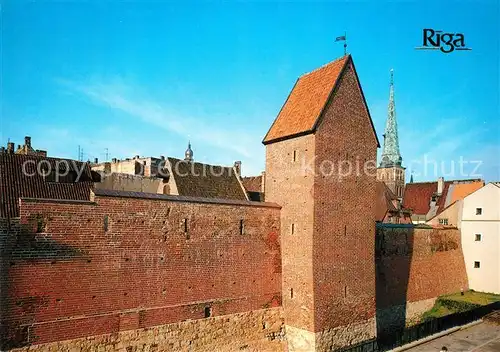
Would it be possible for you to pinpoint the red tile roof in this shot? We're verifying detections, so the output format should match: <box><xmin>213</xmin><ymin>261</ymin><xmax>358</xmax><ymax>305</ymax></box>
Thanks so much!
<box><xmin>403</xmin><ymin>179</ymin><xmax>484</xmax><ymax>216</ymax></box>
<box><xmin>376</xmin><ymin>182</ymin><xmax>395</xmax><ymax>221</ymax></box>
<box><xmin>263</xmin><ymin>55</ymin><xmax>379</xmax><ymax>145</ymax></box>
<box><xmin>0</xmin><ymin>153</ymin><xmax>94</xmax><ymax>218</ymax></box>
<box><xmin>449</xmin><ymin>182</ymin><xmax>484</xmax><ymax>204</ymax></box>
<box><xmin>403</xmin><ymin>182</ymin><xmax>438</xmax><ymax>215</ymax></box>
<box><xmin>376</xmin><ymin>182</ymin><xmax>412</xmax><ymax>223</ymax></box>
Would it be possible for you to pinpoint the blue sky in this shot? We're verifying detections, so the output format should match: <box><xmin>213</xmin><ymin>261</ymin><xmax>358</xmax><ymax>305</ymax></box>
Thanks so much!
<box><xmin>2</xmin><ymin>1</ymin><xmax>499</xmax><ymax>181</ymax></box>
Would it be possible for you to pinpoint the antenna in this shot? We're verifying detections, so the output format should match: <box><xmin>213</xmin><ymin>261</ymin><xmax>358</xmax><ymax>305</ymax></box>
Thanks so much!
<box><xmin>105</xmin><ymin>148</ymin><xmax>109</xmax><ymax>161</ymax></box>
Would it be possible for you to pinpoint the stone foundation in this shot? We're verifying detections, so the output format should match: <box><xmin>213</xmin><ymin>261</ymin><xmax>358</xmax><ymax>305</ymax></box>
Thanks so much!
<box><xmin>406</xmin><ymin>298</ymin><xmax>437</xmax><ymax>323</ymax></box>
<box><xmin>285</xmin><ymin>325</ymin><xmax>316</xmax><ymax>352</ymax></box>
<box><xmin>11</xmin><ymin>308</ymin><xmax>286</xmax><ymax>352</ymax></box>
<box><xmin>285</xmin><ymin>318</ymin><xmax>376</xmax><ymax>352</ymax></box>
<box><xmin>376</xmin><ymin>297</ymin><xmax>438</xmax><ymax>333</ymax></box>
<box><xmin>315</xmin><ymin>318</ymin><xmax>376</xmax><ymax>351</ymax></box>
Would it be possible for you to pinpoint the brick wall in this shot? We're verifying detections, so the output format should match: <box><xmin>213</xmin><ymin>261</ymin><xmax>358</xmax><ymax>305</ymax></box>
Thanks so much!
<box><xmin>1</xmin><ymin>193</ymin><xmax>281</xmax><ymax>349</ymax></box>
<box><xmin>265</xmin><ymin>134</ymin><xmax>316</xmax><ymax>334</ymax></box>
<box><xmin>376</xmin><ymin>225</ymin><xmax>468</xmax><ymax>333</ymax></box>
<box><xmin>312</xmin><ymin>61</ymin><xmax>378</xmax><ymax>346</ymax></box>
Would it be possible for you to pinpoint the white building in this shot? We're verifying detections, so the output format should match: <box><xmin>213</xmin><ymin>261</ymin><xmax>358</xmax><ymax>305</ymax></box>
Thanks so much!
<box><xmin>461</xmin><ymin>183</ymin><xmax>500</xmax><ymax>294</ymax></box>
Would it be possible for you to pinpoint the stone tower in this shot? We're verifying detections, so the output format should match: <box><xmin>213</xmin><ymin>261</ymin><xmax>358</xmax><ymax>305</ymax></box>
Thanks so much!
<box><xmin>377</xmin><ymin>69</ymin><xmax>405</xmax><ymax>198</ymax></box>
<box><xmin>263</xmin><ymin>55</ymin><xmax>379</xmax><ymax>351</ymax></box>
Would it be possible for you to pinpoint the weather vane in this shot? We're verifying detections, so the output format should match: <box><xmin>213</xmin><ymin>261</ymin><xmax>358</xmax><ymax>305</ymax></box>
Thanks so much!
<box><xmin>335</xmin><ymin>32</ymin><xmax>347</xmax><ymax>56</ymax></box>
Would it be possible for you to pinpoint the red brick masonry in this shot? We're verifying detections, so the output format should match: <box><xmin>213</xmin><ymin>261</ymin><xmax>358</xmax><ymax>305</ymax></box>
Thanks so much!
<box><xmin>2</xmin><ymin>191</ymin><xmax>281</xmax><ymax>347</ymax></box>
<box><xmin>376</xmin><ymin>225</ymin><xmax>468</xmax><ymax>309</ymax></box>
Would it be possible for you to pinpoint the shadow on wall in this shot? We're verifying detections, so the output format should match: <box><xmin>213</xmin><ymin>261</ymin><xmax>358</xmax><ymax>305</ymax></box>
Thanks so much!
<box><xmin>0</xmin><ymin>217</ymin><xmax>84</xmax><ymax>350</ymax></box>
<box><xmin>375</xmin><ymin>223</ymin><xmax>415</xmax><ymax>347</ymax></box>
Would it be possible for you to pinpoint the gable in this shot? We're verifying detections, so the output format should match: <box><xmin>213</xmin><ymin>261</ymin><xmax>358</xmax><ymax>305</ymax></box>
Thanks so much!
<box><xmin>263</xmin><ymin>56</ymin><xmax>347</xmax><ymax>144</ymax></box>
<box><xmin>263</xmin><ymin>55</ymin><xmax>379</xmax><ymax>147</ymax></box>
<box><xmin>313</xmin><ymin>60</ymin><xmax>380</xmax><ymax>148</ymax></box>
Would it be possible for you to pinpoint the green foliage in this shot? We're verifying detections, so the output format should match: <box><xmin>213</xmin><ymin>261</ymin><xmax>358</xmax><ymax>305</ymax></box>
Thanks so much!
<box><xmin>419</xmin><ymin>290</ymin><xmax>500</xmax><ymax>322</ymax></box>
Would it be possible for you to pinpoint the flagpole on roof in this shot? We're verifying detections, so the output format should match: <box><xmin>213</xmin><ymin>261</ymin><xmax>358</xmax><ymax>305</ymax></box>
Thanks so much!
<box><xmin>335</xmin><ymin>32</ymin><xmax>347</xmax><ymax>56</ymax></box>
<box><xmin>344</xmin><ymin>31</ymin><xmax>347</xmax><ymax>56</ymax></box>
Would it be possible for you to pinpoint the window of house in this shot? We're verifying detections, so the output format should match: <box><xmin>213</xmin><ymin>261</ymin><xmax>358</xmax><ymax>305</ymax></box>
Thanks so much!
<box><xmin>293</xmin><ymin>150</ymin><xmax>297</xmax><ymax>162</ymax></box>
<box><xmin>438</xmin><ymin>218</ymin><xmax>449</xmax><ymax>225</ymax></box>
<box><xmin>290</xmin><ymin>288</ymin><xmax>294</xmax><ymax>299</ymax></box>
<box><xmin>474</xmin><ymin>261</ymin><xmax>481</xmax><ymax>268</ymax></box>
<box><xmin>291</xmin><ymin>223</ymin><xmax>295</xmax><ymax>235</ymax></box>
<box><xmin>431</xmin><ymin>195</ymin><xmax>437</xmax><ymax>202</ymax></box>
<box><xmin>475</xmin><ymin>234</ymin><xmax>482</xmax><ymax>241</ymax></box>
<box><xmin>476</xmin><ymin>208</ymin><xmax>482</xmax><ymax>215</ymax></box>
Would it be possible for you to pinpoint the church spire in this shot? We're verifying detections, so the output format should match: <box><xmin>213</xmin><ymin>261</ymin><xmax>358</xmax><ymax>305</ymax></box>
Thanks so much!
<box><xmin>380</xmin><ymin>69</ymin><xmax>402</xmax><ymax>168</ymax></box>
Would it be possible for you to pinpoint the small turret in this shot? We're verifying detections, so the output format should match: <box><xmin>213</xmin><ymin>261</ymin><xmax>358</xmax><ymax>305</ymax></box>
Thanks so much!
<box><xmin>184</xmin><ymin>141</ymin><xmax>193</xmax><ymax>162</ymax></box>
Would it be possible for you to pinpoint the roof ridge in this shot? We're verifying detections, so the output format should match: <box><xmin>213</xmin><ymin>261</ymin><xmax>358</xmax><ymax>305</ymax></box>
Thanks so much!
<box><xmin>167</xmin><ymin>156</ymin><xmax>233</xmax><ymax>170</ymax></box>
<box><xmin>407</xmin><ymin>178</ymin><xmax>483</xmax><ymax>185</ymax></box>
<box><xmin>299</xmin><ymin>54</ymin><xmax>350</xmax><ymax>78</ymax></box>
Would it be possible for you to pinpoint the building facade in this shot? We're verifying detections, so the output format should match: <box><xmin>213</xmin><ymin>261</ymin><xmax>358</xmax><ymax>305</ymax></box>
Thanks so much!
<box><xmin>461</xmin><ymin>183</ymin><xmax>500</xmax><ymax>294</ymax></box>
<box><xmin>0</xmin><ymin>136</ymin><xmax>47</xmax><ymax>157</ymax></box>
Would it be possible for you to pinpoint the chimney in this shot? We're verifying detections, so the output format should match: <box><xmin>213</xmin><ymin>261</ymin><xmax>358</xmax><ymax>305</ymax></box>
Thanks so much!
<box><xmin>94</xmin><ymin>157</ymin><xmax>99</xmax><ymax>164</ymax></box>
<box><xmin>234</xmin><ymin>161</ymin><xmax>241</xmax><ymax>176</ymax></box>
<box><xmin>24</xmin><ymin>136</ymin><xmax>31</xmax><ymax>148</ymax></box>
<box><xmin>437</xmin><ymin>177</ymin><xmax>444</xmax><ymax>196</ymax></box>
<box><xmin>261</xmin><ymin>171</ymin><xmax>266</xmax><ymax>194</ymax></box>
<box><xmin>7</xmin><ymin>142</ymin><xmax>14</xmax><ymax>154</ymax></box>
<box><xmin>160</xmin><ymin>155</ymin><xmax>165</xmax><ymax>160</ymax></box>
<box><xmin>134</xmin><ymin>155</ymin><xmax>140</xmax><ymax>159</ymax></box>
<box><xmin>112</xmin><ymin>158</ymin><xmax>117</xmax><ymax>163</ymax></box>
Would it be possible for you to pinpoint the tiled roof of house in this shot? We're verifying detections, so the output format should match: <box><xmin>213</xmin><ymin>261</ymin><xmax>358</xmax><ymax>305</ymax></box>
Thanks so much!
<box><xmin>167</xmin><ymin>158</ymin><xmax>247</xmax><ymax>201</ymax></box>
<box><xmin>241</xmin><ymin>175</ymin><xmax>264</xmax><ymax>201</ymax></box>
<box><xmin>0</xmin><ymin>153</ymin><xmax>94</xmax><ymax>218</ymax></box>
<box><xmin>403</xmin><ymin>179</ymin><xmax>484</xmax><ymax>216</ymax></box>
<box><xmin>448</xmin><ymin>181</ymin><xmax>484</xmax><ymax>204</ymax></box>
<box><xmin>376</xmin><ymin>182</ymin><xmax>395</xmax><ymax>221</ymax></box>
<box><xmin>403</xmin><ymin>182</ymin><xmax>437</xmax><ymax>215</ymax></box>
<box><xmin>241</xmin><ymin>176</ymin><xmax>262</xmax><ymax>193</ymax></box>
<box><xmin>263</xmin><ymin>55</ymin><xmax>379</xmax><ymax>145</ymax></box>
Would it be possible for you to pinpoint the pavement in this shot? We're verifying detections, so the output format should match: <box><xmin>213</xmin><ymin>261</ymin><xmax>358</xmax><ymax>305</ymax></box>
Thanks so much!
<box><xmin>404</xmin><ymin>321</ymin><xmax>500</xmax><ymax>352</ymax></box>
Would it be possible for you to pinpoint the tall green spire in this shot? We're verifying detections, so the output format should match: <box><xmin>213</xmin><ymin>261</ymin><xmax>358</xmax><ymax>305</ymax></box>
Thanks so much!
<box><xmin>380</xmin><ymin>69</ymin><xmax>402</xmax><ymax>168</ymax></box>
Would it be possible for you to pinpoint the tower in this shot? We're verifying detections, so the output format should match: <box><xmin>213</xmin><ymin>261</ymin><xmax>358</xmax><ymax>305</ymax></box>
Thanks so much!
<box><xmin>184</xmin><ymin>141</ymin><xmax>193</xmax><ymax>162</ymax></box>
<box><xmin>377</xmin><ymin>69</ymin><xmax>405</xmax><ymax>198</ymax></box>
<box><xmin>264</xmin><ymin>55</ymin><xmax>379</xmax><ymax>351</ymax></box>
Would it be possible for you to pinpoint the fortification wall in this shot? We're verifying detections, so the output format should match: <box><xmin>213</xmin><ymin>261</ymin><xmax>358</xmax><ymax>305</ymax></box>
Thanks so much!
<box><xmin>1</xmin><ymin>192</ymin><xmax>282</xmax><ymax>349</ymax></box>
<box><xmin>10</xmin><ymin>307</ymin><xmax>286</xmax><ymax>352</ymax></box>
<box><xmin>376</xmin><ymin>225</ymin><xmax>468</xmax><ymax>333</ymax></box>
